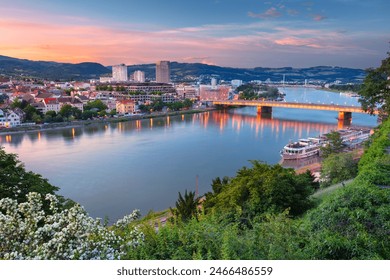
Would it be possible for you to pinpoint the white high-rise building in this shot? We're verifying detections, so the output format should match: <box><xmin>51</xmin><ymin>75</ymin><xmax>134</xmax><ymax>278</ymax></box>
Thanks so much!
<box><xmin>231</xmin><ymin>79</ymin><xmax>243</xmax><ymax>87</ymax></box>
<box><xmin>211</xmin><ymin>78</ymin><xmax>217</xmax><ymax>88</ymax></box>
<box><xmin>112</xmin><ymin>64</ymin><xmax>128</xmax><ymax>82</ymax></box>
<box><xmin>133</xmin><ymin>70</ymin><xmax>145</xmax><ymax>83</ymax></box>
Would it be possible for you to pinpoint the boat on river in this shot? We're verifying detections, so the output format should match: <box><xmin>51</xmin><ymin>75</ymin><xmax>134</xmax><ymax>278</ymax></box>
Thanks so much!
<box><xmin>336</xmin><ymin>128</ymin><xmax>371</xmax><ymax>147</ymax></box>
<box><xmin>281</xmin><ymin>128</ymin><xmax>371</xmax><ymax>160</ymax></box>
<box><xmin>281</xmin><ymin>137</ymin><xmax>326</xmax><ymax>160</ymax></box>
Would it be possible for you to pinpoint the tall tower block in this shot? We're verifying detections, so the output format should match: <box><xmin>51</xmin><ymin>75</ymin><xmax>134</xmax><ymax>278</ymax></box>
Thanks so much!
<box><xmin>156</xmin><ymin>61</ymin><xmax>170</xmax><ymax>83</ymax></box>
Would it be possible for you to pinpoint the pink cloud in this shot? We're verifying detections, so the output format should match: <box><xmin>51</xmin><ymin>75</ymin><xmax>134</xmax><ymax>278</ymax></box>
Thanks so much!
<box><xmin>0</xmin><ymin>12</ymin><xmax>377</xmax><ymax>68</ymax></box>
<box><xmin>248</xmin><ymin>7</ymin><xmax>281</xmax><ymax>19</ymax></box>
<box><xmin>274</xmin><ymin>37</ymin><xmax>322</xmax><ymax>48</ymax></box>
<box><xmin>312</xmin><ymin>14</ymin><xmax>327</xmax><ymax>21</ymax></box>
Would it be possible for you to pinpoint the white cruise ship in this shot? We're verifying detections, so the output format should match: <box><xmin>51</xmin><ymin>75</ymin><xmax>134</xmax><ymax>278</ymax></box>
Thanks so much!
<box><xmin>281</xmin><ymin>128</ymin><xmax>371</xmax><ymax>160</ymax></box>
<box><xmin>281</xmin><ymin>137</ymin><xmax>325</xmax><ymax>160</ymax></box>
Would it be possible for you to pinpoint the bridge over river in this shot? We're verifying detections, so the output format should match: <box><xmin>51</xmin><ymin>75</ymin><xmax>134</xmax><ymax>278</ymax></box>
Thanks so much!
<box><xmin>213</xmin><ymin>100</ymin><xmax>378</xmax><ymax>126</ymax></box>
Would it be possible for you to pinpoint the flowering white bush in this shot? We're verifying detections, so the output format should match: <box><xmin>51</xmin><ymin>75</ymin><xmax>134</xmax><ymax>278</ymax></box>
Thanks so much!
<box><xmin>0</xmin><ymin>192</ymin><xmax>143</xmax><ymax>260</ymax></box>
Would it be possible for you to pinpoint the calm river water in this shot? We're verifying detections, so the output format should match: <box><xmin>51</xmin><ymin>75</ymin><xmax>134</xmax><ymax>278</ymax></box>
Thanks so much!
<box><xmin>0</xmin><ymin>87</ymin><xmax>378</xmax><ymax>222</ymax></box>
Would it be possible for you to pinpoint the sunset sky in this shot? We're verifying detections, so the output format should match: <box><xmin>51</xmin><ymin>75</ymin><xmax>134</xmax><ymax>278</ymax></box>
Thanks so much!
<box><xmin>0</xmin><ymin>0</ymin><xmax>389</xmax><ymax>68</ymax></box>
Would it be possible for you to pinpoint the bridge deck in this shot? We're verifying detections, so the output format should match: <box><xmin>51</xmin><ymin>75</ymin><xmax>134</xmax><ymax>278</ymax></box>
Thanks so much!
<box><xmin>213</xmin><ymin>100</ymin><xmax>378</xmax><ymax>114</ymax></box>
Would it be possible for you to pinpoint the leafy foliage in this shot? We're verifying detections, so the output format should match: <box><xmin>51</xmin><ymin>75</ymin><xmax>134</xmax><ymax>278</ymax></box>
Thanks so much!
<box><xmin>0</xmin><ymin>147</ymin><xmax>60</xmax><ymax>206</ymax></box>
<box><xmin>0</xmin><ymin>93</ymin><xmax>9</xmax><ymax>104</ymax></box>
<box><xmin>358</xmin><ymin>52</ymin><xmax>390</xmax><ymax>119</ymax></box>
<box><xmin>320</xmin><ymin>130</ymin><xmax>344</xmax><ymax>158</ymax></box>
<box><xmin>320</xmin><ymin>153</ymin><xmax>358</xmax><ymax>187</ymax></box>
<box><xmin>304</xmin><ymin>182</ymin><xmax>390</xmax><ymax>259</ymax></box>
<box><xmin>59</xmin><ymin>104</ymin><xmax>82</xmax><ymax>120</ymax></box>
<box><xmin>204</xmin><ymin>161</ymin><xmax>315</xmax><ymax>223</ymax></box>
<box><xmin>329</xmin><ymin>84</ymin><xmax>362</xmax><ymax>92</ymax></box>
<box><xmin>170</xmin><ymin>190</ymin><xmax>200</xmax><ymax>222</ymax></box>
<box><xmin>237</xmin><ymin>84</ymin><xmax>282</xmax><ymax>100</ymax></box>
<box><xmin>84</xmin><ymin>100</ymin><xmax>108</xmax><ymax>112</ymax></box>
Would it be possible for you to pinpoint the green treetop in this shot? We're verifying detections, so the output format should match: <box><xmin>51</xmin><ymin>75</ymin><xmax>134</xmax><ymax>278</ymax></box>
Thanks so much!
<box><xmin>359</xmin><ymin>51</ymin><xmax>390</xmax><ymax>119</ymax></box>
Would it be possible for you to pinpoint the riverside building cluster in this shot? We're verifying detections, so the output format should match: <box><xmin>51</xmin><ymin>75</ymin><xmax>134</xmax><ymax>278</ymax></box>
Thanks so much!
<box><xmin>0</xmin><ymin>61</ymin><xmax>238</xmax><ymax>128</ymax></box>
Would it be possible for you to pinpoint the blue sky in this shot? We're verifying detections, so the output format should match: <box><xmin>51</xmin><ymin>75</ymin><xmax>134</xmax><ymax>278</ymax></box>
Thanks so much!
<box><xmin>0</xmin><ymin>0</ymin><xmax>389</xmax><ymax>68</ymax></box>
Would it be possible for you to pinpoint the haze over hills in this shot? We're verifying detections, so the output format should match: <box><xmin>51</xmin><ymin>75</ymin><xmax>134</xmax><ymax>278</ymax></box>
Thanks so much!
<box><xmin>0</xmin><ymin>55</ymin><xmax>366</xmax><ymax>83</ymax></box>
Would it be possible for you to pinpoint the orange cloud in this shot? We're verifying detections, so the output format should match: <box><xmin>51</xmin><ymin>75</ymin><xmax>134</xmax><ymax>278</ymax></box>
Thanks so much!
<box><xmin>275</xmin><ymin>37</ymin><xmax>322</xmax><ymax>48</ymax></box>
<box><xmin>0</xmin><ymin>12</ymin><xmax>376</xmax><ymax>68</ymax></box>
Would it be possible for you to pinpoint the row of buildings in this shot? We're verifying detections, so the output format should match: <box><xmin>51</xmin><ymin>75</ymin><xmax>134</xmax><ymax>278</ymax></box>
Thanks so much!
<box><xmin>103</xmin><ymin>61</ymin><xmax>171</xmax><ymax>83</ymax></box>
<box><xmin>0</xmin><ymin>76</ymin><xmax>235</xmax><ymax>127</ymax></box>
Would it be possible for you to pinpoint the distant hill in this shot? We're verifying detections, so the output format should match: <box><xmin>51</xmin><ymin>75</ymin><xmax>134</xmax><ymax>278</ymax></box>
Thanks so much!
<box><xmin>0</xmin><ymin>55</ymin><xmax>366</xmax><ymax>83</ymax></box>
<box><xmin>127</xmin><ymin>62</ymin><xmax>366</xmax><ymax>84</ymax></box>
<box><xmin>0</xmin><ymin>55</ymin><xmax>110</xmax><ymax>80</ymax></box>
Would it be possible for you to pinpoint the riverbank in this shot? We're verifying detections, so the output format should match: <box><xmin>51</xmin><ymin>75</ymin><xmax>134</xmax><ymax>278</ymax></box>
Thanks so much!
<box><xmin>0</xmin><ymin>107</ymin><xmax>216</xmax><ymax>136</ymax></box>
<box><xmin>292</xmin><ymin>146</ymin><xmax>365</xmax><ymax>175</ymax></box>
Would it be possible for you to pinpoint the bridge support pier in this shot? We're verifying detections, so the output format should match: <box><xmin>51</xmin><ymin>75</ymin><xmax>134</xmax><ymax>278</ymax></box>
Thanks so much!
<box><xmin>338</xmin><ymin>111</ymin><xmax>352</xmax><ymax>128</ymax></box>
<box><xmin>257</xmin><ymin>106</ymin><xmax>273</xmax><ymax>118</ymax></box>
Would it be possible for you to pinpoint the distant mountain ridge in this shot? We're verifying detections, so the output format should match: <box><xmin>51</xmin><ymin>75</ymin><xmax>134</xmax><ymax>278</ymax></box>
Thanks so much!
<box><xmin>0</xmin><ymin>55</ymin><xmax>366</xmax><ymax>83</ymax></box>
<box><xmin>128</xmin><ymin>62</ymin><xmax>366</xmax><ymax>83</ymax></box>
<box><xmin>0</xmin><ymin>55</ymin><xmax>110</xmax><ymax>80</ymax></box>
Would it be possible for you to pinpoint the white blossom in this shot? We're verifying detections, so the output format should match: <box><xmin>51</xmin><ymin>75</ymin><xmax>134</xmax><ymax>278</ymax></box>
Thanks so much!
<box><xmin>0</xmin><ymin>192</ymin><xmax>143</xmax><ymax>260</ymax></box>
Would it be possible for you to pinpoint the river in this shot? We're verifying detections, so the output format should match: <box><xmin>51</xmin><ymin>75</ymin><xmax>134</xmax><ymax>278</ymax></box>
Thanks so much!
<box><xmin>0</xmin><ymin>87</ymin><xmax>378</xmax><ymax>222</ymax></box>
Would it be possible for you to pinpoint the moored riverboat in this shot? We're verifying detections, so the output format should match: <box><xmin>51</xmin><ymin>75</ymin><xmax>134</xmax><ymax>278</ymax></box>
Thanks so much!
<box><xmin>337</xmin><ymin>128</ymin><xmax>371</xmax><ymax>147</ymax></box>
<box><xmin>281</xmin><ymin>128</ymin><xmax>372</xmax><ymax>160</ymax></box>
<box><xmin>281</xmin><ymin>137</ymin><xmax>326</xmax><ymax>160</ymax></box>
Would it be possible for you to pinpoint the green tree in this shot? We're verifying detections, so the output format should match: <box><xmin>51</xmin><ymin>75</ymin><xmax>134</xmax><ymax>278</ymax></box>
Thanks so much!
<box><xmin>109</xmin><ymin>109</ymin><xmax>117</xmax><ymax>116</ymax></box>
<box><xmin>170</xmin><ymin>190</ymin><xmax>200</xmax><ymax>222</ymax></box>
<box><xmin>320</xmin><ymin>153</ymin><xmax>358</xmax><ymax>187</ymax></box>
<box><xmin>320</xmin><ymin>130</ymin><xmax>344</xmax><ymax>158</ymax></box>
<box><xmin>10</xmin><ymin>99</ymin><xmax>22</xmax><ymax>109</ymax></box>
<box><xmin>59</xmin><ymin>105</ymin><xmax>81</xmax><ymax>120</ymax></box>
<box><xmin>151</xmin><ymin>99</ymin><xmax>164</xmax><ymax>111</ymax></box>
<box><xmin>0</xmin><ymin>94</ymin><xmax>8</xmax><ymax>104</ymax></box>
<box><xmin>0</xmin><ymin>147</ymin><xmax>59</xmax><ymax>205</ymax></box>
<box><xmin>138</xmin><ymin>104</ymin><xmax>150</xmax><ymax>113</ymax></box>
<box><xmin>203</xmin><ymin>176</ymin><xmax>230</xmax><ymax>211</ymax></box>
<box><xmin>98</xmin><ymin>110</ymin><xmax>107</xmax><ymax>117</ymax></box>
<box><xmin>59</xmin><ymin>104</ymin><xmax>73</xmax><ymax>119</ymax></box>
<box><xmin>23</xmin><ymin>104</ymin><xmax>41</xmax><ymax>121</ymax></box>
<box><xmin>358</xmin><ymin>51</ymin><xmax>390</xmax><ymax>119</ymax></box>
<box><xmin>45</xmin><ymin>110</ymin><xmax>57</xmax><ymax>118</ymax></box>
<box><xmin>183</xmin><ymin>98</ymin><xmax>193</xmax><ymax>108</ymax></box>
<box><xmin>207</xmin><ymin>161</ymin><xmax>315</xmax><ymax>223</ymax></box>
<box><xmin>43</xmin><ymin>111</ymin><xmax>57</xmax><ymax>123</ymax></box>
<box><xmin>84</xmin><ymin>100</ymin><xmax>107</xmax><ymax>111</ymax></box>
<box><xmin>304</xmin><ymin>183</ymin><xmax>390</xmax><ymax>259</ymax></box>
<box><xmin>32</xmin><ymin>113</ymin><xmax>42</xmax><ymax>124</ymax></box>
<box><xmin>81</xmin><ymin>110</ymin><xmax>97</xmax><ymax>120</ymax></box>
<box><xmin>167</xmin><ymin>101</ymin><xmax>183</xmax><ymax>111</ymax></box>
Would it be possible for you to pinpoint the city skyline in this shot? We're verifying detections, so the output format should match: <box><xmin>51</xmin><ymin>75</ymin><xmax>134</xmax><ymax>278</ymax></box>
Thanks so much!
<box><xmin>0</xmin><ymin>0</ymin><xmax>389</xmax><ymax>69</ymax></box>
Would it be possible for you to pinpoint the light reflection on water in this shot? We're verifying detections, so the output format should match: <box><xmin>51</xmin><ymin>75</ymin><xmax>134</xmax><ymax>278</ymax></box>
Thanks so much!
<box><xmin>0</xmin><ymin>88</ymin><xmax>378</xmax><ymax>222</ymax></box>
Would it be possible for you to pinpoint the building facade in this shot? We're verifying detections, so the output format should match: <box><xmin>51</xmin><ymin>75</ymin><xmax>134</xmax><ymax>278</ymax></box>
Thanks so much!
<box><xmin>175</xmin><ymin>85</ymin><xmax>199</xmax><ymax>100</ymax></box>
<box><xmin>199</xmin><ymin>85</ymin><xmax>231</xmax><ymax>101</ymax></box>
<box><xmin>116</xmin><ymin>100</ymin><xmax>137</xmax><ymax>115</ymax></box>
<box><xmin>156</xmin><ymin>61</ymin><xmax>170</xmax><ymax>83</ymax></box>
<box><xmin>133</xmin><ymin>70</ymin><xmax>145</xmax><ymax>83</ymax></box>
<box><xmin>0</xmin><ymin>109</ymin><xmax>21</xmax><ymax>127</ymax></box>
<box><xmin>112</xmin><ymin>64</ymin><xmax>128</xmax><ymax>82</ymax></box>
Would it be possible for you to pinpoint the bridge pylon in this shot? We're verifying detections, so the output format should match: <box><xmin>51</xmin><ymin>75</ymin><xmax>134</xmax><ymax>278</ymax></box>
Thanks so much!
<box><xmin>337</xmin><ymin>111</ymin><xmax>352</xmax><ymax>128</ymax></box>
<box><xmin>257</xmin><ymin>106</ymin><xmax>273</xmax><ymax>118</ymax></box>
